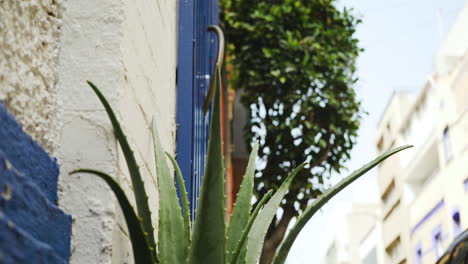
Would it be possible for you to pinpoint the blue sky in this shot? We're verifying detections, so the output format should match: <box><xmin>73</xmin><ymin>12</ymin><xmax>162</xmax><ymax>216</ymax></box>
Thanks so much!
<box><xmin>286</xmin><ymin>0</ymin><xmax>466</xmax><ymax>263</ymax></box>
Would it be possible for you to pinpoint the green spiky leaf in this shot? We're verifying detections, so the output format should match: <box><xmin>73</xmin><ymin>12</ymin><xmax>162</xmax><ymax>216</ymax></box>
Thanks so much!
<box><xmin>226</xmin><ymin>142</ymin><xmax>258</xmax><ymax>263</ymax></box>
<box><xmin>244</xmin><ymin>163</ymin><xmax>307</xmax><ymax>264</ymax></box>
<box><xmin>71</xmin><ymin>169</ymin><xmax>155</xmax><ymax>264</ymax></box>
<box><xmin>152</xmin><ymin>118</ymin><xmax>187</xmax><ymax>264</ymax></box>
<box><xmin>272</xmin><ymin>145</ymin><xmax>413</xmax><ymax>264</ymax></box>
<box><xmin>87</xmin><ymin>81</ymin><xmax>156</xmax><ymax>257</ymax></box>
<box><xmin>230</xmin><ymin>190</ymin><xmax>273</xmax><ymax>264</ymax></box>
<box><xmin>189</xmin><ymin>65</ymin><xmax>226</xmax><ymax>264</ymax></box>
<box><xmin>165</xmin><ymin>152</ymin><xmax>191</xmax><ymax>249</ymax></box>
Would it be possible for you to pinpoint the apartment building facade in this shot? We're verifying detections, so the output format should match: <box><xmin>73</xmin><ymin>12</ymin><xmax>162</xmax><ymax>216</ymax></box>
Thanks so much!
<box><xmin>321</xmin><ymin>204</ymin><xmax>384</xmax><ymax>264</ymax></box>
<box><xmin>376</xmin><ymin>5</ymin><xmax>468</xmax><ymax>264</ymax></box>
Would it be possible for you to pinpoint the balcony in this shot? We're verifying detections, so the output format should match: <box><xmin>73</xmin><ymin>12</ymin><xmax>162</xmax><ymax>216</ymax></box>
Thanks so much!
<box><xmin>378</xmin><ymin>156</ymin><xmax>404</xmax><ymax>194</ymax></box>
<box><xmin>385</xmin><ymin>236</ymin><xmax>407</xmax><ymax>264</ymax></box>
<box><xmin>382</xmin><ymin>199</ymin><xmax>408</xmax><ymax>247</ymax></box>
<box><xmin>409</xmin><ymin>174</ymin><xmax>446</xmax><ymax>231</ymax></box>
<box><xmin>403</xmin><ymin>134</ymin><xmax>440</xmax><ymax>201</ymax></box>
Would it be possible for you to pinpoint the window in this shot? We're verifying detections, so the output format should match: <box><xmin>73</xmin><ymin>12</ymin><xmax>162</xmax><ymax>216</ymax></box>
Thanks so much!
<box><xmin>386</xmin><ymin>236</ymin><xmax>403</xmax><ymax>262</ymax></box>
<box><xmin>432</xmin><ymin>225</ymin><xmax>444</xmax><ymax>258</ymax></box>
<box><xmin>377</xmin><ymin>137</ymin><xmax>384</xmax><ymax>152</ymax></box>
<box><xmin>415</xmin><ymin>243</ymin><xmax>422</xmax><ymax>264</ymax></box>
<box><xmin>434</xmin><ymin>233</ymin><xmax>443</xmax><ymax>258</ymax></box>
<box><xmin>453</xmin><ymin>210</ymin><xmax>461</xmax><ymax>237</ymax></box>
<box><xmin>382</xmin><ymin>180</ymin><xmax>395</xmax><ymax>204</ymax></box>
<box><xmin>382</xmin><ymin>180</ymin><xmax>398</xmax><ymax>214</ymax></box>
<box><xmin>177</xmin><ymin>0</ymin><xmax>220</xmax><ymax>216</ymax></box>
<box><xmin>442</xmin><ymin>127</ymin><xmax>452</xmax><ymax>162</ymax></box>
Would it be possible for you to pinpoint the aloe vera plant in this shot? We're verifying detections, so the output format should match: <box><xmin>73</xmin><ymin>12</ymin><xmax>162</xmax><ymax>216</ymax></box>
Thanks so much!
<box><xmin>72</xmin><ymin>63</ymin><xmax>411</xmax><ymax>263</ymax></box>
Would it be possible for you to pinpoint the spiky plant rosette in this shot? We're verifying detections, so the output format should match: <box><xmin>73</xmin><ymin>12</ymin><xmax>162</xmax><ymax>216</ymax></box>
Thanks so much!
<box><xmin>72</xmin><ymin>64</ymin><xmax>410</xmax><ymax>264</ymax></box>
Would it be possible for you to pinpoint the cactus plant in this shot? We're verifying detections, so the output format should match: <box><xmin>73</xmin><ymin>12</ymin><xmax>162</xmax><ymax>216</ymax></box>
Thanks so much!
<box><xmin>72</xmin><ymin>64</ymin><xmax>411</xmax><ymax>264</ymax></box>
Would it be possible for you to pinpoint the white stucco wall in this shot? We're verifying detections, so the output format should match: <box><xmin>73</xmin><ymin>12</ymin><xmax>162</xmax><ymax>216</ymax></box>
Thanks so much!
<box><xmin>118</xmin><ymin>0</ymin><xmax>178</xmax><ymax>243</ymax></box>
<box><xmin>55</xmin><ymin>1</ymin><xmax>125</xmax><ymax>263</ymax></box>
<box><xmin>56</xmin><ymin>0</ymin><xmax>178</xmax><ymax>263</ymax></box>
<box><xmin>0</xmin><ymin>0</ymin><xmax>178</xmax><ymax>263</ymax></box>
<box><xmin>0</xmin><ymin>0</ymin><xmax>63</xmax><ymax>152</ymax></box>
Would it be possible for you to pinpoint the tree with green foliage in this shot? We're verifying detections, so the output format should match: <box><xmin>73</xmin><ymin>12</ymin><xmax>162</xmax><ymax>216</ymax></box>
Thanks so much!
<box><xmin>221</xmin><ymin>0</ymin><xmax>364</xmax><ymax>262</ymax></box>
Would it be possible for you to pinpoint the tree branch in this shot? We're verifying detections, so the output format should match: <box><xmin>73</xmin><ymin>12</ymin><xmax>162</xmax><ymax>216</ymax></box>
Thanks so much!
<box><xmin>260</xmin><ymin>205</ymin><xmax>295</xmax><ymax>264</ymax></box>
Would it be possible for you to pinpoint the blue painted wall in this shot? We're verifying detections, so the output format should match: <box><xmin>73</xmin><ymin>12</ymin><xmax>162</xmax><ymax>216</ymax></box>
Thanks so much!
<box><xmin>0</xmin><ymin>103</ymin><xmax>59</xmax><ymax>204</ymax></box>
<box><xmin>0</xmin><ymin>103</ymin><xmax>71</xmax><ymax>264</ymax></box>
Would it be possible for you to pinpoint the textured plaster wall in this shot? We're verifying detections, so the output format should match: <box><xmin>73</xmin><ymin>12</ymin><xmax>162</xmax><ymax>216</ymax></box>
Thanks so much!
<box><xmin>55</xmin><ymin>1</ymin><xmax>125</xmax><ymax>263</ymax></box>
<box><xmin>0</xmin><ymin>0</ymin><xmax>177</xmax><ymax>262</ymax></box>
<box><xmin>56</xmin><ymin>0</ymin><xmax>178</xmax><ymax>263</ymax></box>
<box><xmin>0</xmin><ymin>0</ymin><xmax>63</xmax><ymax>152</ymax></box>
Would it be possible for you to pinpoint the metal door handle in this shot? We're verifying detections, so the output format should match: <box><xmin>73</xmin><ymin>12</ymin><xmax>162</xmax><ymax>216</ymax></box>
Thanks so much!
<box><xmin>203</xmin><ymin>25</ymin><xmax>225</xmax><ymax>115</ymax></box>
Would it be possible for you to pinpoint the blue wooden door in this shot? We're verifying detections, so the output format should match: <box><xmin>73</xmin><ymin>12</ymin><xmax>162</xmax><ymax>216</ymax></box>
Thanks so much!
<box><xmin>176</xmin><ymin>0</ymin><xmax>219</xmax><ymax>216</ymax></box>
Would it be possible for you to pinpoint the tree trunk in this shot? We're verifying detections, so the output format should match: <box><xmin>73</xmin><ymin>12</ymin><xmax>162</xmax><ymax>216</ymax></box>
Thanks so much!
<box><xmin>260</xmin><ymin>206</ymin><xmax>295</xmax><ymax>264</ymax></box>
